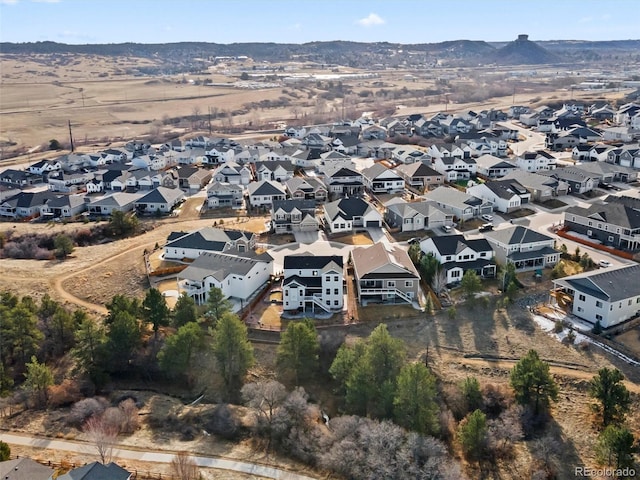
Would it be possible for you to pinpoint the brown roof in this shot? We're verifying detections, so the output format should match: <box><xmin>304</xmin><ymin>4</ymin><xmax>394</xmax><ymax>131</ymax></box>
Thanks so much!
<box><xmin>352</xmin><ymin>243</ymin><xmax>419</xmax><ymax>279</ymax></box>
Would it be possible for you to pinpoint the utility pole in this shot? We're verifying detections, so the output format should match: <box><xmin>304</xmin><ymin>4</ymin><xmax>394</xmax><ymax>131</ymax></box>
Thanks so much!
<box><xmin>68</xmin><ymin>120</ymin><xmax>75</xmax><ymax>152</ymax></box>
<box><xmin>208</xmin><ymin>107</ymin><xmax>212</xmax><ymax>135</ymax></box>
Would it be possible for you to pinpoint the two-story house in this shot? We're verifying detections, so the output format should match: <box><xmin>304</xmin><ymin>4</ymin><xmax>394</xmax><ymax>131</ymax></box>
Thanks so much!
<box><xmin>515</xmin><ymin>150</ymin><xmax>557</xmax><ymax>172</ymax></box>
<box><xmin>474</xmin><ymin>154</ymin><xmax>518</xmax><ymax>179</ymax></box>
<box><xmin>323</xmin><ymin>197</ymin><xmax>382</xmax><ymax>234</ymax></box>
<box><xmin>484</xmin><ymin>226</ymin><xmax>559</xmax><ymax>271</ymax></box>
<box><xmin>432</xmin><ymin>156</ymin><xmax>477</xmax><ymax>181</ymax></box>
<box><xmin>466</xmin><ymin>179</ymin><xmax>530</xmax><ymax>213</ymax></box>
<box><xmin>322</xmin><ymin>166</ymin><xmax>364</xmax><ymax>198</ymax></box>
<box><xmin>246</xmin><ymin>180</ymin><xmax>287</xmax><ymax>207</ymax></box>
<box><xmin>563</xmin><ymin>196</ymin><xmax>640</xmax><ymax>251</ymax></box>
<box><xmin>351</xmin><ymin>243</ymin><xmax>421</xmax><ymax>305</ymax></box>
<box><xmin>384</xmin><ymin>199</ymin><xmax>453</xmax><ymax>232</ymax></box>
<box><xmin>271</xmin><ymin>199</ymin><xmax>318</xmax><ymax>234</ymax></box>
<box><xmin>164</xmin><ymin>227</ymin><xmax>256</xmax><ymax>260</ymax></box>
<box><xmin>541</xmin><ymin>167</ymin><xmax>595</xmax><ymax>194</ymax></box>
<box><xmin>424</xmin><ymin>186</ymin><xmax>493</xmax><ymax>221</ymax></box>
<box><xmin>361</xmin><ymin>163</ymin><xmax>405</xmax><ymax>194</ymax></box>
<box><xmin>551</xmin><ymin>264</ymin><xmax>640</xmax><ymax>328</ymax></box>
<box><xmin>212</xmin><ymin>162</ymin><xmax>252</xmax><ymax>186</ymax></box>
<box><xmin>285</xmin><ymin>177</ymin><xmax>327</xmax><ymax>202</ymax></box>
<box><xmin>254</xmin><ymin>160</ymin><xmax>295</xmax><ymax>183</ymax></box>
<box><xmin>282</xmin><ymin>254</ymin><xmax>344</xmax><ymax>314</ymax></box>
<box><xmin>206</xmin><ymin>182</ymin><xmax>244</xmax><ymax>209</ymax></box>
<box><xmin>502</xmin><ymin>170</ymin><xmax>569</xmax><ymax>202</ymax></box>
<box><xmin>419</xmin><ymin>234</ymin><xmax>496</xmax><ymax>284</ymax></box>
<box><xmin>394</xmin><ymin>162</ymin><xmax>444</xmax><ymax>193</ymax></box>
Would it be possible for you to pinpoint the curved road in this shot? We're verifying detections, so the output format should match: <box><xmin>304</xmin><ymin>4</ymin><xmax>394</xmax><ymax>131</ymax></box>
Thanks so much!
<box><xmin>0</xmin><ymin>431</ymin><xmax>318</xmax><ymax>480</ymax></box>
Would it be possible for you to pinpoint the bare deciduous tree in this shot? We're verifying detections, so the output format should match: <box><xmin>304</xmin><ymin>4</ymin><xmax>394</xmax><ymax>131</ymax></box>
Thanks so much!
<box><xmin>431</xmin><ymin>269</ymin><xmax>447</xmax><ymax>296</ymax></box>
<box><xmin>170</xmin><ymin>451</ymin><xmax>200</xmax><ymax>480</ymax></box>
<box><xmin>83</xmin><ymin>415</ymin><xmax>118</xmax><ymax>464</ymax></box>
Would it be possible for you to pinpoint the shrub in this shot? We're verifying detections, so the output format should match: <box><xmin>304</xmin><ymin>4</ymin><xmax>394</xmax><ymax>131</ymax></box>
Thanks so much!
<box><xmin>48</xmin><ymin>379</ymin><xmax>82</xmax><ymax>407</ymax></box>
<box><xmin>553</xmin><ymin>320</ymin><xmax>564</xmax><ymax>333</ymax></box>
<box><xmin>118</xmin><ymin>398</ymin><xmax>140</xmax><ymax>434</ymax></box>
<box><xmin>205</xmin><ymin>404</ymin><xmax>240</xmax><ymax>440</ymax></box>
<box><xmin>68</xmin><ymin>397</ymin><xmax>109</xmax><ymax>427</ymax></box>
<box><xmin>102</xmin><ymin>406</ymin><xmax>125</xmax><ymax>433</ymax></box>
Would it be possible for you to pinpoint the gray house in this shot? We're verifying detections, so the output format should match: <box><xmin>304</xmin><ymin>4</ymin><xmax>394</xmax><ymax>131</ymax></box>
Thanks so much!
<box><xmin>384</xmin><ymin>199</ymin><xmax>453</xmax><ymax>232</ymax></box>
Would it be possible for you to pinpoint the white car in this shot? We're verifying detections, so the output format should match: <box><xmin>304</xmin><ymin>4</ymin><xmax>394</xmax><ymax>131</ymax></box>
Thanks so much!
<box><xmin>481</xmin><ymin>214</ymin><xmax>494</xmax><ymax>222</ymax></box>
<box><xmin>598</xmin><ymin>260</ymin><xmax>612</xmax><ymax>268</ymax></box>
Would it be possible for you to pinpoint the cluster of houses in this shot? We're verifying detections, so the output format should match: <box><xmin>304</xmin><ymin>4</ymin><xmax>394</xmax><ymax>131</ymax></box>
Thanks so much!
<box><xmin>0</xmin><ymin>458</ymin><xmax>132</xmax><ymax>480</ymax></box>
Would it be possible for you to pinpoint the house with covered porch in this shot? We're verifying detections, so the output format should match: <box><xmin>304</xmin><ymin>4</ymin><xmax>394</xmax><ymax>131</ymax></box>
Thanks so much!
<box><xmin>483</xmin><ymin>226</ymin><xmax>559</xmax><ymax>272</ymax></box>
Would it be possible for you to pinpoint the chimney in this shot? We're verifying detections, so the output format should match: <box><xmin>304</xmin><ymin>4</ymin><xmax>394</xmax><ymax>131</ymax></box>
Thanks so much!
<box><xmin>517</xmin><ymin>34</ymin><xmax>529</xmax><ymax>41</ymax></box>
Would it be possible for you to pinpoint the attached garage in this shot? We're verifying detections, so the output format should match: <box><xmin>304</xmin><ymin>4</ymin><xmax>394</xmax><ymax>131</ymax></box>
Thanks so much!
<box><xmin>366</xmin><ymin>220</ymin><xmax>381</xmax><ymax>227</ymax></box>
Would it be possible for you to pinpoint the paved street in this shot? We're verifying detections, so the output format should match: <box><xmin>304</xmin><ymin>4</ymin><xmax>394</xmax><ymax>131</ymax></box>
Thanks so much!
<box><xmin>1</xmin><ymin>432</ymin><xmax>318</xmax><ymax>480</ymax></box>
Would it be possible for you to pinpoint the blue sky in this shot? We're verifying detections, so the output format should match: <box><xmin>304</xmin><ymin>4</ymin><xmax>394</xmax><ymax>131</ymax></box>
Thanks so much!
<box><xmin>0</xmin><ymin>0</ymin><xmax>637</xmax><ymax>45</ymax></box>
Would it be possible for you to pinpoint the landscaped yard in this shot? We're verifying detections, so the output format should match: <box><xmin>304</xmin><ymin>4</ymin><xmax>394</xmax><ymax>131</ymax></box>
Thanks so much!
<box><xmin>457</xmin><ymin>218</ymin><xmax>483</xmax><ymax>231</ymax></box>
<box><xmin>538</xmin><ymin>198</ymin><xmax>568</xmax><ymax>210</ymax></box>
<box><xmin>389</xmin><ymin>230</ymin><xmax>433</xmax><ymax>242</ymax></box>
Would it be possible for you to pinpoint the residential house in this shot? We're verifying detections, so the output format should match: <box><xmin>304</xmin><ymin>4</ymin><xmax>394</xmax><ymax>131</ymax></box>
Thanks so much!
<box><xmin>164</xmin><ymin>227</ymin><xmax>256</xmax><ymax>260</ymax></box>
<box><xmin>86</xmin><ymin>178</ymin><xmax>104</xmax><ymax>193</ymax></box>
<box><xmin>301</xmin><ymin>132</ymin><xmax>331</xmax><ymax>151</ymax></box>
<box><xmin>483</xmin><ymin>226</ymin><xmax>559</xmax><ymax>271</ymax></box>
<box><xmin>440</xmin><ymin>116</ymin><xmax>473</xmax><ymax>135</ymax></box>
<box><xmin>361</xmin><ymin>124</ymin><xmax>388</xmax><ymax>140</ymax></box>
<box><xmin>572</xmin><ymin>144</ymin><xmax>593</xmax><ymax>161</ymax></box>
<box><xmin>419</xmin><ymin>234</ymin><xmax>496</xmax><ymax>284</ymax></box>
<box><xmin>0</xmin><ymin>168</ymin><xmax>42</xmax><ymax>187</ymax></box>
<box><xmin>42</xmin><ymin>194</ymin><xmax>86</xmax><ymax>218</ymax></box>
<box><xmin>466</xmin><ymin>179</ymin><xmax>531</xmax><ymax>213</ymax></box>
<box><xmin>602</xmin><ymin>126</ymin><xmax>634</xmax><ymax>143</ymax></box>
<box><xmin>57</xmin><ymin>462</ymin><xmax>131</xmax><ymax>480</ymax></box>
<box><xmin>541</xmin><ymin>167</ymin><xmax>596</xmax><ymax>194</ymax></box>
<box><xmin>474</xmin><ymin>154</ymin><xmax>518</xmax><ymax>179</ymax></box>
<box><xmin>177</xmin><ymin>251</ymin><xmax>273</xmax><ymax>305</ymax></box>
<box><xmin>384</xmin><ymin>199</ymin><xmax>453</xmax><ymax>232</ymax></box>
<box><xmin>575</xmin><ymin>162</ymin><xmax>637</xmax><ymax>184</ymax></box>
<box><xmin>212</xmin><ymin>162</ymin><xmax>252</xmax><ymax>186</ymax></box>
<box><xmin>206</xmin><ymin>182</ymin><xmax>244</xmax><ymax>209</ymax></box>
<box><xmin>285</xmin><ymin>176</ymin><xmax>327</xmax><ymax>202</ymax></box>
<box><xmin>131</xmin><ymin>154</ymin><xmax>166</xmax><ymax>171</ymax></box>
<box><xmin>563</xmin><ymin>197</ymin><xmax>640</xmax><ymax>251</ymax></box>
<box><xmin>271</xmin><ymin>199</ymin><xmax>318</xmax><ymax>233</ymax></box>
<box><xmin>323</xmin><ymin>197</ymin><xmax>383</xmax><ymax>234</ymax></box>
<box><xmin>385</xmin><ymin>118</ymin><xmax>411</xmax><ymax>137</ymax></box>
<box><xmin>134</xmin><ymin>187</ymin><xmax>185</xmax><ymax>215</ymax></box>
<box><xmin>361</xmin><ymin>163</ymin><xmax>405</xmax><ymax>194</ymax></box>
<box><xmin>205</xmin><ymin>145</ymin><xmax>236</xmax><ymax>164</ymax></box>
<box><xmin>606</xmin><ymin>145</ymin><xmax>640</xmax><ymax>169</ymax></box>
<box><xmin>0</xmin><ymin>190</ymin><xmax>57</xmax><ymax>218</ymax></box>
<box><xmin>27</xmin><ymin>159</ymin><xmax>62</xmax><ymax>175</ymax></box>
<box><xmin>615</xmin><ymin>103</ymin><xmax>640</xmax><ymax>126</ymax></box>
<box><xmin>551</xmin><ymin>264</ymin><xmax>640</xmax><ymax>328</ymax></box>
<box><xmin>254</xmin><ymin>160</ymin><xmax>295</xmax><ymax>182</ymax></box>
<box><xmin>589</xmin><ymin>144</ymin><xmax>612</xmax><ymax>162</ymax></box>
<box><xmin>177</xmin><ymin>166</ymin><xmax>212</xmax><ymax>191</ymax></box>
<box><xmin>246</xmin><ymin>180</ymin><xmax>286</xmax><ymax>207</ymax></box>
<box><xmin>46</xmin><ymin>171</ymin><xmax>93</xmax><ymax>193</ymax></box>
<box><xmin>589</xmin><ymin>105</ymin><xmax>616</xmax><ymax>121</ymax></box>
<box><xmin>432</xmin><ymin>156</ymin><xmax>477</xmax><ymax>181</ymax></box>
<box><xmin>423</xmin><ymin>186</ymin><xmax>492</xmax><ymax>221</ymax></box>
<box><xmin>392</xmin><ymin>146</ymin><xmax>431</xmax><ymax>165</ymax></box>
<box><xmin>87</xmin><ymin>192</ymin><xmax>142</xmax><ymax>215</ymax></box>
<box><xmin>331</xmin><ymin>135</ymin><xmax>360</xmax><ymax>155</ymax></box>
<box><xmin>0</xmin><ymin>458</ymin><xmax>54</xmax><ymax>480</ymax></box>
<box><xmin>100</xmin><ymin>148</ymin><xmax>130</xmax><ymax>162</ymax></box>
<box><xmin>318</xmin><ymin>150</ymin><xmax>353</xmax><ymax>173</ymax></box>
<box><xmin>413</xmin><ymin>118</ymin><xmax>444</xmax><ymax>137</ymax></box>
<box><xmin>394</xmin><ymin>162</ymin><xmax>443</xmax><ymax>193</ymax></box>
<box><xmin>322</xmin><ymin>166</ymin><xmax>364</xmax><ymax>198</ymax></box>
<box><xmin>290</xmin><ymin>148</ymin><xmax>321</xmax><ymax>169</ymax></box>
<box><xmin>282</xmin><ymin>254</ymin><xmax>344</xmax><ymax>313</ymax></box>
<box><xmin>284</xmin><ymin>125</ymin><xmax>307</xmax><ymax>138</ymax></box>
<box><xmin>501</xmin><ymin>170</ymin><xmax>569</xmax><ymax>202</ymax></box>
<box><xmin>515</xmin><ymin>150</ymin><xmax>557</xmax><ymax>172</ymax></box>
<box><xmin>351</xmin><ymin>243</ymin><xmax>421</xmax><ymax>305</ymax></box>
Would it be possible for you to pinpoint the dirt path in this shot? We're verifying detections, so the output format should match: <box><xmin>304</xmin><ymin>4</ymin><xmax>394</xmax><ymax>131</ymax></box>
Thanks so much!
<box><xmin>446</xmin><ymin>355</ymin><xmax>640</xmax><ymax>394</ymax></box>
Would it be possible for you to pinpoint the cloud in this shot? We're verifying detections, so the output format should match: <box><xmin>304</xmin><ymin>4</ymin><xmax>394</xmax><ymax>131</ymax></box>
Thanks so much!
<box><xmin>356</xmin><ymin>13</ymin><xmax>385</xmax><ymax>27</ymax></box>
<box><xmin>0</xmin><ymin>0</ymin><xmax>19</xmax><ymax>5</ymax></box>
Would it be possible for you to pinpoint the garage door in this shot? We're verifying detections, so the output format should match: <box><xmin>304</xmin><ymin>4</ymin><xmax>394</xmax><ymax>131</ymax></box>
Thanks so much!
<box><xmin>366</xmin><ymin>220</ymin><xmax>381</xmax><ymax>227</ymax></box>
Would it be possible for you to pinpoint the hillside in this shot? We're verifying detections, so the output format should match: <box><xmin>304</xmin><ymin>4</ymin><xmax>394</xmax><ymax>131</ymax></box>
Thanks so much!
<box><xmin>492</xmin><ymin>34</ymin><xmax>560</xmax><ymax>65</ymax></box>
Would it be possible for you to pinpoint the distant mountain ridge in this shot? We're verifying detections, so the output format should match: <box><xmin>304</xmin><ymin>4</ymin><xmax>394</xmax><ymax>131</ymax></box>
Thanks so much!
<box><xmin>1</xmin><ymin>38</ymin><xmax>638</xmax><ymax>68</ymax></box>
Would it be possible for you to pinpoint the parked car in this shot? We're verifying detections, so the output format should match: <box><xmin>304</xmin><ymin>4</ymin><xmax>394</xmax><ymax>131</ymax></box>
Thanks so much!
<box><xmin>481</xmin><ymin>214</ymin><xmax>494</xmax><ymax>222</ymax></box>
<box><xmin>598</xmin><ymin>260</ymin><xmax>612</xmax><ymax>268</ymax></box>
<box><xmin>479</xmin><ymin>223</ymin><xmax>494</xmax><ymax>232</ymax></box>
<box><xmin>441</xmin><ymin>225</ymin><xmax>452</xmax><ymax>233</ymax></box>
<box><xmin>408</xmin><ymin>237</ymin><xmax>422</xmax><ymax>245</ymax></box>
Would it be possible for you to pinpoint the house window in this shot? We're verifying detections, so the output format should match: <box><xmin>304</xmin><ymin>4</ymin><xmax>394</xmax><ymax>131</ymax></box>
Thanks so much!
<box><xmin>387</xmin><ymin>281</ymin><xmax>396</xmax><ymax>287</ymax></box>
<box><xmin>326</xmin><ymin>300</ymin><xmax>330</xmax><ymax>306</ymax></box>
<box><xmin>608</xmin><ymin>236</ymin><xmax>614</xmax><ymax>243</ymax></box>
<box><xmin>451</xmin><ymin>270</ymin><xmax>461</xmax><ymax>278</ymax></box>
<box><xmin>334</xmin><ymin>289</ymin><xmax>339</xmax><ymax>295</ymax></box>
<box><xmin>313</xmin><ymin>270</ymin><xmax>318</xmax><ymax>276</ymax></box>
<box><xmin>325</xmin><ymin>276</ymin><xmax>331</xmax><ymax>283</ymax></box>
<box><xmin>587</xmin><ymin>230</ymin><xmax>592</xmax><ymax>236</ymax></box>
<box><xmin>285</xmin><ymin>301</ymin><xmax>289</xmax><ymax>307</ymax></box>
<box><xmin>578</xmin><ymin>294</ymin><xmax>586</xmax><ymax>301</ymax></box>
<box><xmin>596</xmin><ymin>314</ymin><xmax>603</xmax><ymax>321</ymax></box>
<box><xmin>334</xmin><ymin>300</ymin><xmax>339</xmax><ymax>306</ymax></box>
<box><xmin>326</xmin><ymin>289</ymin><xmax>330</xmax><ymax>295</ymax></box>
<box><xmin>629</xmin><ymin>299</ymin><xmax>633</xmax><ymax>306</ymax></box>
<box><xmin>577</xmin><ymin>307</ymin><xmax>583</xmax><ymax>312</ymax></box>
<box><xmin>285</xmin><ymin>290</ymin><xmax>288</xmax><ymax>296</ymax></box>
<box><xmin>588</xmin><ymin>221</ymin><xmax>592</xmax><ymax>226</ymax></box>
<box><xmin>596</xmin><ymin>301</ymin><xmax>602</xmax><ymax>308</ymax></box>
<box><xmin>334</xmin><ymin>276</ymin><xmax>339</xmax><ymax>282</ymax></box>
<box><xmin>405</xmin><ymin>281</ymin><xmax>413</xmax><ymax>287</ymax></box>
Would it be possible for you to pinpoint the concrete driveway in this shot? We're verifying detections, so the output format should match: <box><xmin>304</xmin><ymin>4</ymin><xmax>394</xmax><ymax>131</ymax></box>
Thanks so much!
<box><xmin>367</xmin><ymin>227</ymin><xmax>391</xmax><ymax>244</ymax></box>
<box><xmin>293</xmin><ymin>230</ymin><xmax>326</xmax><ymax>244</ymax></box>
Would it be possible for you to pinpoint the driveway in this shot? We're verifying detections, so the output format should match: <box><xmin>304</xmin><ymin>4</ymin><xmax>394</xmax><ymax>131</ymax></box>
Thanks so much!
<box><xmin>293</xmin><ymin>230</ymin><xmax>326</xmax><ymax>244</ymax></box>
<box><xmin>366</xmin><ymin>227</ymin><xmax>391</xmax><ymax>244</ymax></box>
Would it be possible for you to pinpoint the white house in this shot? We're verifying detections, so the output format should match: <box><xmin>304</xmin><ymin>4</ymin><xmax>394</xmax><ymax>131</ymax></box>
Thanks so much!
<box><xmin>282</xmin><ymin>254</ymin><xmax>344</xmax><ymax>313</ymax></box>
<box><xmin>164</xmin><ymin>227</ymin><xmax>256</xmax><ymax>260</ymax></box>
<box><xmin>323</xmin><ymin>197</ymin><xmax>383</xmax><ymax>234</ymax></box>
<box><xmin>551</xmin><ymin>264</ymin><xmax>640</xmax><ymax>328</ymax></box>
<box><xmin>178</xmin><ymin>251</ymin><xmax>273</xmax><ymax>306</ymax></box>
<box><xmin>212</xmin><ymin>162</ymin><xmax>252</xmax><ymax>186</ymax></box>
<box><xmin>361</xmin><ymin>163</ymin><xmax>405</xmax><ymax>194</ymax></box>
<box><xmin>134</xmin><ymin>187</ymin><xmax>185</xmax><ymax>215</ymax></box>
<box><xmin>246</xmin><ymin>180</ymin><xmax>286</xmax><ymax>207</ymax></box>
<box><xmin>420</xmin><ymin>234</ymin><xmax>496</xmax><ymax>284</ymax></box>
<box><xmin>516</xmin><ymin>150</ymin><xmax>557</xmax><ymax>172</ymax></box>
<box><xmin>423</xmin><ymin>186</ymin><xmax>493</xmax><ymax>221</ymax></box>
<box><xmin>87</xmin><ymin>192</ymin><xmax>142</xmax><ymax>215</ymax></box>
<box><xmin>466</xmin><ymin>180</ymin><xmax>530</xmax><ymax>213</ymax></box>
<box><xmin>432</xmin><ymin>156</ymin><xmax>477</xmax><ymax>181</ymax></box>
